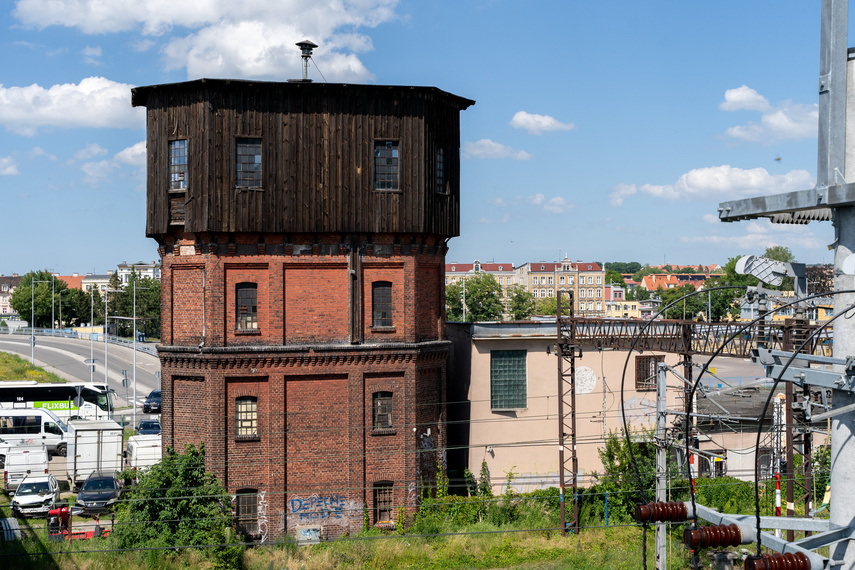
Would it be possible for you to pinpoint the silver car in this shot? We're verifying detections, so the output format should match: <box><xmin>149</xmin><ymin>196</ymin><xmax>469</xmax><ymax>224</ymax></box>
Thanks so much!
<box><xmin>10</xmin><ymin>474</ymin><xmax>59</xmax><ymax>517</ymax></box>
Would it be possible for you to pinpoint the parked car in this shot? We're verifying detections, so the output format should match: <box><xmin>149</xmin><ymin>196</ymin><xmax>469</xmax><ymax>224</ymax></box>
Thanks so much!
<box><xmin>142</xmin><ymin>390</ymin><xmax>161</xmax><ymax>414</ymax></box>
<box><xmin>136</xmin><ymin>419</ymin><xmax>161</xmax><ymax>435</ymax></box>
<box><xmin>75</xmin><ymin>472</ymin><xmax>121</xmax><ymax>515</ymax></box>
<box><xmin>10</xmin><ymin>473</ymin><xmax>59</xmax><ymax>517</ymax></box>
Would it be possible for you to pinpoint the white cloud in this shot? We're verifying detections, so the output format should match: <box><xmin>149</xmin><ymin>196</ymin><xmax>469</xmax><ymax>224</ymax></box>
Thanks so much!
<box><xmin>0</xmin><ymin>77</ymin><xmax>143</xmax><ymax>136</ymax></box>
<box><xmin>463</xmin><ymin>139</ymin><xmax>532</xmax><ymax>160</ymax></box>
<box><xmin>74</xmin><ymin>143</ymin><xmax>108</xmax><ymax>161</ymax></box>
<box><xmin>609</xmin><ymin>183</ymin><xmax>637</xmax><ymax>206</ymax></box>
<box><xmin>0</xmin><ymin>157</ymin><xmax>19</xmax><ymax>175</ymax></box>
<box><xmin>30</xmin><ymin>147</ymin><xmax>57</xmax><ymax>160</ymax></box>
<box><xmin>114</xmin><ymin>141</ymin><xmax>146</xmax><ymax>166</ymax></box>
<box><xmin>721</xmin><ymin>86</ymin><xmax>817</xmax><ymax>143</ymax></box>
<box><xmin>702</xmin><ymin>213</ymin><xmax>720</xmax><ymax>224</ymax></box>
<box><xmin>82</xmin><ymin>45</ymin><xmax>102</xmax><ymax>65</ymax></box>
<box><xmin>719</xmin><ymin>85</ymin><xmax>770</xmax><ymax>112</ymax></box>
<box><xmin>13</xmin><ymin>0</ymin><xmax>399</xmax><ymax>82</ymax></box>
<box><xmin>681</xmin><ymin>222</ymin><xmax>825</xmax><ymax>252</ymax></box>
<box><xmin>528</xmin><ymin>193</ymin><xmax>571</xmax><ymax>214</ymax></box>
<box><xmin>81</xmin><ymin>159</ymin><xmax>118</xmax><ymax>185</ymax></box>
<box><xmin>510</xmin><ymin>111</ymin><xmax>575</xmax><ymax>135</ymax></box>
<box><xmin>610</xmin><ymin>165</ymin><xmax>813</xmax><ymax>205</ymax></box>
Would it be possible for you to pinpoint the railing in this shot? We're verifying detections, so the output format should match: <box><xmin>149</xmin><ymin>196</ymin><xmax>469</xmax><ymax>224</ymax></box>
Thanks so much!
<box><xmin>574</xmin><ymin>318</ymin><xmax>832</xmax><ymax>358</ymax></box>
<box><xmin>0</xmin><ymin>327</ymin><xmax>158</xmax><ymax>357</ymax></box>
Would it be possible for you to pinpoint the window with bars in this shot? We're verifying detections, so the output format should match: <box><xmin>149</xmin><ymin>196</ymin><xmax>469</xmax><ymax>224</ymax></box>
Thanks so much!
<box><xmin>169</xmin><ymin>139</ymin><xmax>188</xmax><ymax>190</ymax></box>
<box><xmin>436</xmin><ymin>147</ymin><xmax>447</xmax><ymax>194</ymax></box>
<box><xmin>235</xmin><ymin>396</ymin><xmax>258</xmax><ymax>438</ymax></box>
<box><xmin>635</xmin><ymin>354</ymin><xmax>664</xmax><ymax>391</ymax></box>
<box><xmin>374</xmin><ymin>482</ymin><xmax>393</xmax><ymax>523</ymax></box>
<box><xmin>235</xmin><ymin>490</ymin><xmax>258</xmax><ymax>536</ymax></box>
<box><xmin>236</xmin><ymin>283</ymin><xmax>258</xmax><ymax>330</ymax></box>
<box><xmin>236</xmin><ymin>138</ymin><xmax>262</xmax><ymax>188</ymax></box>
<box><xmin>374</xmin><ymin>140</ymin><xmax>400</xmax><ymax>190</ymax></box>
<box><xmin>372</xmin><ymin>281</ymin><xmax>393</xmax><ymax>328</ymax></box>
<box><xmin>490</xmin><ymin>350</ymin><xmax>527</xmax><ymax>410</ymax></box>
<box><xmin>373</xmin><ymin>391</ymin><xmax>393</xmax><ymax>430</ymax></box>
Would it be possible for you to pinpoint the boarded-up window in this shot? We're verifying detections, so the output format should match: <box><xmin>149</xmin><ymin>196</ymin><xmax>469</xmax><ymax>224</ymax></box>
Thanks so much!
<box><xmin>374</xmin><ymin>482</ymin><xmax>393</xmax><ymax>523</ymax></box>
<box><xmin>436</xmin><ymin>147</ymin><xmax>447</xmax><ymax>194</ymax></box>
<box><xmin>635</xmin><ymin>354</ymin><xmax>664</xmax><ymax>391</ymax></box>
<box><xmin>235</xmin><ymin>490</ymin><xmax>258</xmax><ymax>536</ymax></box>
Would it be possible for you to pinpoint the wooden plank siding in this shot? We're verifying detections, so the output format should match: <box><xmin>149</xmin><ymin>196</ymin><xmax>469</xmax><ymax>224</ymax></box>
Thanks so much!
<box><xmin>134</xmin><ymin>80</ymin><xmax>474</xmax><ymax>239</ymax></box>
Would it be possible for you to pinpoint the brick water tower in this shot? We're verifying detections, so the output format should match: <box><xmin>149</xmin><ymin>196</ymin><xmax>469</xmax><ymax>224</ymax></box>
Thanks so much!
<box><xmin>132</xmin><ymin>75</ymin><xmax>474</xmax><ymax>540</ymax></box>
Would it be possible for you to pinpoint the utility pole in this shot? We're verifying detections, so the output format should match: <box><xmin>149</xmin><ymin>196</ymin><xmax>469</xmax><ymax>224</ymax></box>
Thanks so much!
<box><xmin>655</xmin><ymin>362</ymin><xmax>667</xmax><ymax>569</ymax></box>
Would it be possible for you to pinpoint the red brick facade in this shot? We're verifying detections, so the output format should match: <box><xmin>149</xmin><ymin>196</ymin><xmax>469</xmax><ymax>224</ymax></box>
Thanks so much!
<box><xmin>157</xmin><ymin>232</ymin><xmax>449</xmax><ymax>539</ymax></box>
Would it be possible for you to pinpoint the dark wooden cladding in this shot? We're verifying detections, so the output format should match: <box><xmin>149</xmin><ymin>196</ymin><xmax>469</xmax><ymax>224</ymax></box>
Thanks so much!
<box><xmin>133</xmin><ymin>79</ymin><xmax>474</xmax><ymax>238</ymax></box>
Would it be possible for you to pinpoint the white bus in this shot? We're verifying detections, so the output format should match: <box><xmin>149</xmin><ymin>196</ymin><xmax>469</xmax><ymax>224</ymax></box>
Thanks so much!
<box><xmin>0</xmin><ymin>381</ymin><xmax>113</xmax><ymax>421</ymax></box>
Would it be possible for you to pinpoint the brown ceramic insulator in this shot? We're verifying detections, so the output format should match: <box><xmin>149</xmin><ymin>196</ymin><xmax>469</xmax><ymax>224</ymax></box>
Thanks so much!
<box><xmin>635</xmin><ymin>501</ymin><xmax>688</xmax><ymax>523</ymax></box>
<box><xmin>744</xmin><ymin>552</ymin><xmax>810</xmax><ymax>570</ymax></box>
<box><xmin>683</xmin><ymin>524</ymin><xmax>742</xmax><ymax>549</ymax></box>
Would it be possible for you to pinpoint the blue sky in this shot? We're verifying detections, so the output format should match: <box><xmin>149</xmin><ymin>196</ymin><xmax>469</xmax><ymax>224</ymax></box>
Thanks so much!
<box><xmin>0</xmin><ymin>1</ymin><xmax>844</xmax><ymax>275</ymax></box>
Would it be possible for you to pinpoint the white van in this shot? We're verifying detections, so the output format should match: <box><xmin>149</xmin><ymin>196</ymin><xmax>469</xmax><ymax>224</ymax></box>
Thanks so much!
<box><xmin>3</xmin><ymin>446</ymin><xmax>50</xmax><ymax>493</ymax></box>
<box><xmin>0</xmin><ymin>408</ymin><xmax>67</xmax><ymax>463</ymax></box>
<box><xmin>125</xmin><ymin>435</ymin><xmax>162</xmax><ymax>471</ymax></box>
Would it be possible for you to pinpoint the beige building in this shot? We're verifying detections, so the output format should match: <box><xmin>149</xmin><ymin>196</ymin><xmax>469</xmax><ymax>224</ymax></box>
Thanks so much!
<box><xmin>604</xmin><ymin>284</ymin><xmax>641</xmax><ymax>319</ymax></box>
<box><xmin>447</xmin><ymin>321</ymin><xmax>684</xmax><ymax>493</ymax></box>
<box><xmin>515</xmin><ymin>258</ymin><xmax>606</xmax><ymax>317</ymax></box>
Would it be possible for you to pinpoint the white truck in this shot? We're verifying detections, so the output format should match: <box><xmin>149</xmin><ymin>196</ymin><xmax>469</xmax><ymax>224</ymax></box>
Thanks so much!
<box><xmin>3</xmin><ymin>445</ymin><xmax>50</xmax><ymax>493</ymax></box>
<box><xmin>65</xmin><ymin>420</ymin><xmax>123</xmax><ymax>491</ymax></box>
<box><xmin>125</xmin><ymin>435</ymin><xmax>162</xmax><ymax>471</ymax></box>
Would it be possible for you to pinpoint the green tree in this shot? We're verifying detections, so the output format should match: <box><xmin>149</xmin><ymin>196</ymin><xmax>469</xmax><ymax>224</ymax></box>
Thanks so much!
<box><xmin>445</xmin><ymin>274</ymin><xmax>504</xmax><ymax>322</ymax></box>
<box><xmin>763</xmin><ymin>245</ymin><xmax>795</xmax><ymax>263</ymax></box>
<box><xmin>585</xmin><ymin>430</ymin><xmax>656</xmax><ymax>523</ymax></box>
<box><xmin>626</xmin><ymin>286</ymin><xmax>650</xmax><ymax>302</ymax></box>
<box><xmin>533</xmin><ymin>296</ymin><xmax>572</xmax><ymax>317</ymax></box>
<box><xmin>113</xmin><ymin>444</ymin><xmax>243</xmax><ymax>567</ymax></box>
<box><xmin>9</xmin><ymin>270</ymin><xmax>65</xmax><ymax>328</ymax></box>
<box><xmin>507</xmin><ymin>285</ymin><xmax>535</xmax><ymax>321</ymax></box>
<box><xmin>604</xmin><ymin>262</ymin><xmax>642</xmax><ymax>274</ymax></box>
<box><xmin>116</xmin><ymin>271</ymin><xmax>162</xmax><ymax>339</ymax></box>
<box><xmin>658</xmin><ymin>284</ymin><xmax>705</xmax><ymax>320</ymax></box>
<box><xmin>605</xmin><ymin>269</ymin><xmax>625</xmax><ymax>286</ymax></box>
<box><xmin>631</xmin><ymin>265</ymin><xmax>658</xmax><ymax>282</ymax></box>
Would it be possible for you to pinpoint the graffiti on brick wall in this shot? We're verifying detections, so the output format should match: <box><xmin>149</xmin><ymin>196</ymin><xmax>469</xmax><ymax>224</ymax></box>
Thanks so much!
<box><xmin>407</xmin><ymin>481</ymin><xmax>418</xmax><ymax>507</ymax></box>
<box><xmin>257</xmin><ymin>491</ymin><xmax>269</xmax><ymax>543</ymax></box>
<box><xmin>287</xmin><ymin>493</ymin><xmax>363</xmax><ymax>534</ymax></box>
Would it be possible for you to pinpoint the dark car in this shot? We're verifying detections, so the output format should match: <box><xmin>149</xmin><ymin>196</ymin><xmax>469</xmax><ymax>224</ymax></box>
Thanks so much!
<box><xmin>137</xmin><ymin>419</ymin><xmax>161</xmax><ymax>435</ymax></box>
<box><xmin>76</xmin><ymin>473</ymin><xmax>121</xmax><ymax>515</ymax></box>
<box><xmin>142</xmin><ymin>389</ymin><xmax>161</xmax><ymax>414</ymax></box>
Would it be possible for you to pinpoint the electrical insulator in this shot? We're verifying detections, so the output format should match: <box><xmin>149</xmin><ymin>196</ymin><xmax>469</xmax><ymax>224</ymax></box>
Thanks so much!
<box><xmin>744</xmin><ymin>552</ymin><xmax>810</xmax><ymax>570</ymax></box>
<box><xmin>635</xmin><ymin>501</ymin><xmax>688</xmax><ymax>524</ymax></box>
<box><xmin>683</xmin><ymin>524</ymin><xmax>743</xmax><ymax>550</ymax></box>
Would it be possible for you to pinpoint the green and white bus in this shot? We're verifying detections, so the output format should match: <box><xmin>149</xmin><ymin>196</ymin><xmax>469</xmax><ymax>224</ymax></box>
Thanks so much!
<box><xmin>0</xmin><ymin>381</ymin><xmax>113</xmax><ymax>421</ymax></box>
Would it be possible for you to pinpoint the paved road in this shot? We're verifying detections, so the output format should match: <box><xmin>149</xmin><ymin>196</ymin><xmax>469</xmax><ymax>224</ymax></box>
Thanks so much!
<box><xmin>0</xmin><ymin>335</ymin><xmax>161</xmax><ymax>423</ymax></box>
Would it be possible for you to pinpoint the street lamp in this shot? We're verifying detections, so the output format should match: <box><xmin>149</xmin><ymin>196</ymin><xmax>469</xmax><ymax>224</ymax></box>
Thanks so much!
<box><xmin>133</xmin><ymin>280</ymin><xmax>149</xmax><ymax>428</ymax></box>
<box><xmin>30</xmin><ymin>278</ymin><xmax>49</xmax><ymax>365</ymax></box>
<box><xmin>104</xmin><ymin>287</ymin><xmax>121</xmax><ymax>391</ymax></box>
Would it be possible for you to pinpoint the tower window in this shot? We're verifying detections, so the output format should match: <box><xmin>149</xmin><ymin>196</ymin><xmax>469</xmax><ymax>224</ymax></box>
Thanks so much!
<box><xmin>169</xmin><ymin>139</ymin><xmax>188</xmax><ymax>190</ymax></box>
<box><xmin>373</xmin><ymin>391</ymin><xmax>393</xmax><ymax>430</ymax></box>
<box><xmin>372</xmin><ymin>281</ymin><xmax>393</xmax><ymax>328</ymax></box>
<box><xmin>236</xmin><ymin>283</ymin><xmax>258</xmax><ymax>330</ymax></box>
<box><xmin>436</xmin><ymin>147</ymin><xmax>447</xmax><ymax>194</ymax></box>
<box><xmin>374</xmin><ymin>141</ymin><xmax>400</xmax><ymax>190</ymax></box>
<box><xmin>236</xmin><ymin>138</ymin><xmax>262</xmax><ymax>188</ymax></box>
<box><xmin>235</xmin><ymin>396</ymin><xmax>258</xmax><ymax>439</ymax></box>
<box><xmin>374</xmin><ymin>482</ymin><xmax>393</xmax><ymax>524</ymax></box>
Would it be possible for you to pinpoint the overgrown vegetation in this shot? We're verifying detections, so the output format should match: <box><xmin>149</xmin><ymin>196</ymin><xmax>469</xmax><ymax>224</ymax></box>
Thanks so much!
<box><xmin>112</xmin><ymin>444</ymin><xmax>243</xmax><ymax>569</ymax></box>
<box><xmin>0</xmin><ymin>351</ymin><xmax>64</xmax><ymax>383</ymax></box>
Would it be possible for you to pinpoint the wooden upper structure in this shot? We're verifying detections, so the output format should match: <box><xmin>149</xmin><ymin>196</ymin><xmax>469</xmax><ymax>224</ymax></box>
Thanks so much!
<box><xmin>132</xmin><ymin>79</ymin><xmax>475</xmax><ymax>239</ymax></box>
